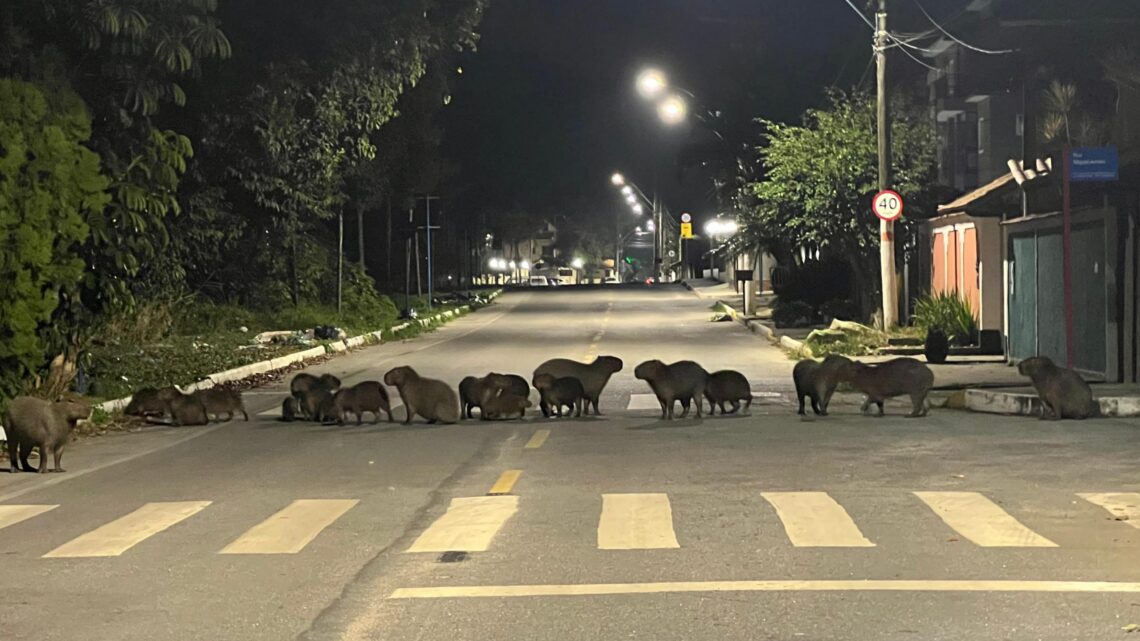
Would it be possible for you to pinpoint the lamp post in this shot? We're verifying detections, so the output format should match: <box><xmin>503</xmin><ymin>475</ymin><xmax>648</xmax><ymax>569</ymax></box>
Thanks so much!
<box><xmin>610</xmin><ymin>172</ymin><xmax>663</xmax><ymax>281</ymax></box>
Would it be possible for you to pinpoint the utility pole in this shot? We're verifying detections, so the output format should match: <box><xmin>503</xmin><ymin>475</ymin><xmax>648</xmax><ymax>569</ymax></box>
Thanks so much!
<box><xmin>416</xmin><ymin>195</ymin><xmax>440</xmax><ymax>310</ymax></box>
<box><xmin>875</xmin><ymin>0</ymin><xmax>899</xmax><ymax>329</ymax></box>
<box><xmin>337</xmin><ymin>211</ymin><xmax>344</xmax><ymax>315</ymax></box>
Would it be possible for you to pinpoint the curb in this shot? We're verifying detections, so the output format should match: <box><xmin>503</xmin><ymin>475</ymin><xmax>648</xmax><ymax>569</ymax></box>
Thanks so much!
<box><xmin>714</xmin><ymin>300</ymin><xmax>809</xmax><ymax>356</ymax></box>
<box><xmin>964</xmin><ymin>389</ymin><xmax>1140</xmax><ymax>418</ymax></box>
<box><xmin>88</xmin><ymin>289</ymin><xmax>502</xmax><ymax>416</ymax></box>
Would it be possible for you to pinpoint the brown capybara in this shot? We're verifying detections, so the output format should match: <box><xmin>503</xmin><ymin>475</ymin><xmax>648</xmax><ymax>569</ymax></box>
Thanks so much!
<box><xmin>383</xmin><ymin>366</ymin><xmax>460</xmax><ymax>424</ymax></box>
<box><xmin>290</xmin><ymin>373</ymin><xmax>342</xmax><ymax>418</ymax></box>
<box><xmin>480</xmin><ymin>393</ymin><xmax>532</xmax><ymax>420</ymax></box>
<box><xmin>281</xmin><ymin>396</ymin><xmax>300</xmax><ymax>422</ymax></box>
<box><xmin>194</xmin><ymin>388</ymin><xmax>248</xmax><ymax>421</ymax></box>
<box><xmin>634</xmin><ymin>360</ymin><xmax>710</xmax><ymax>420</ymax></box>
<box><xmin>3</xmin><ymin>397</ymin><xmax>91</xmax><ymax>473</ymax></box>
<box><xmin>459</xmin><ymin>376</ymin><xmax>493</xmax><ymax>419</ymax></box>
<box><xmin>704</xmin><ymin>370</ymin><xmax>752</xmax><ymax>415</ymax></box>
<box><xmin>532</xmin><ymin>373</ymin><xmax>585</xmax><ymax>418</ymax></box>
<box><xmin>533</xmin><ymin>355</ymin><xmax>623</xmax><ymax>415</ymax></box>
<box><xmin>486</xmin><ymin>373</ymin><xmax>529</xmax><ymax>399</ymax></box>
<box><xmin>837</xmin><ymin>357</ymin><xmax>934</xmax><ymax>417</ymax></box>
<box><xmin>1017</xmin><ymin>356</ymin><xmax>1098</xmax><ymax>419</ymax></box>
<box><xmin>297</xmin><ymin>388</ymin><xmax>338</xmax><ymax>423</ymax></box>
<box><xmin>124</xmin><ymin>387</ymin><xmax>164</xmax><ymax>417</ymax></box>
<box><xmin>333</xmin><ymin>381</ymin><xmax>393</xmax><ymax>425</ymax></box>
<box><xmin>793</xmin><ymin>354</ymin><xmax>852</xmax><ymax>416</ymax></box>
<box><xmin>166</xmin><ymin>393</ymin><xmax>209</xmax><ymax>426</ymax></box>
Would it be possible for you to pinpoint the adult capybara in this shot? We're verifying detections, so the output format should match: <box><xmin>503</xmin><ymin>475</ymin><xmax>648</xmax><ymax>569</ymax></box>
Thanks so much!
<box><xmin>459</xmin><ymin>376</ymin><xmax>494</xmax><ymax>419</ymax></box>
<box><xmin>383</xmin><ymin>366</ymin><xmax>460</xmax><ymax>424</ymax></box>
<box><xmin>704</xmin><ymin>370</ymin><xmax>752</xmax><ymax>415</ymax></box>
<box><xmin>3</xmin><ymin>397</ymin><xmax>91</xmax><ymax>473</ymax></box>
<box><xmin>793</xmin><ymin>354</ymin><xmax>852</xmax><ymax>416</ymax></box>
<box><xmin>281</xmin><ymin>396</ymin><xmax>300</xmax><ymax>422</ymax></box>
<box><xmin>124</xmin><ymin>387</ymin><xmax>164</xmax><ymax>417</ymax></box>
<box><xmin>166</xmin><ymin>393</ymin><xmax>209</xmax><ymax>426</ymax></box>
<box><xmin>333</xmin><ymin>381</ymin><xmax>393</xmax><ymax>425</ymax></box>
<box><xmin>634</xmin><ymin>360</ymin><xmax>710</xmax><ymax>420</ymax></box>
<box><xmin>532</xmin><ymin>373</ymin><xmax>585</xmax><ymax>418</ymax></box>
<box><xmin>486</xmin><ymin>373</ymin><xmax>529</xmax><ymax>399</ymax></box>
<box><xmin>480</xmin><ymin>393</ymin><xmax>532</xmax><ymax>420</ymax></box>
<box><xmin>1017</xmin><ymin>356</ymin><xmax>1098</xmax><ymax>419</ymax></box>
<box><xmin>533</xmin><ymin>355</ymin><xmax>623</xmax><ymax>415</ymax></box>
<box><xmin>194</xmin><ymin>388</ymin><xmax>248</xmax><ymax>421</ymax></box>
<box><xmin>837</xmin><ymin>357</ymin><xmax>934</xmax><ymax>417</ymax></box>
<box><xmin>290</xmin><ymin>373</ymin><xmax>342</xmax><ymax>418</ymax></box>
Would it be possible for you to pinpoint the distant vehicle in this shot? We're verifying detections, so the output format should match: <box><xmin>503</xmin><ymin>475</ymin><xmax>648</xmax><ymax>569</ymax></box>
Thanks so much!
<box><xmin>603</xmin><ymin>276</ymin><xmax>620</xmax><ymax>284</ymax></box>
<box><xmin>528</xmin><ymin>276</ymin><xmax>549</xmax><ymax>287</ymax></box>
<box><xmin>548</xmin><ymin>277</ymin><xmax>565</xmax><ymax>286</ymax></box>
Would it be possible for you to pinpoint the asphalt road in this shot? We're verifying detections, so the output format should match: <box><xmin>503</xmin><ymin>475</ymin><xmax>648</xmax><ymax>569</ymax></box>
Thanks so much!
<box><xmin>1</xmin><ymin>285</ymin><xmax>1139</xmax><ymax>641</ymax></box>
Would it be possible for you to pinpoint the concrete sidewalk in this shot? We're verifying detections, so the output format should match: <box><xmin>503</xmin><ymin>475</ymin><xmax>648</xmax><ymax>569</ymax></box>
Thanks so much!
<box><xmin>683</xmin><ymin>279</ymin><xmax>1140</xmax><ymax>419</ymax></box>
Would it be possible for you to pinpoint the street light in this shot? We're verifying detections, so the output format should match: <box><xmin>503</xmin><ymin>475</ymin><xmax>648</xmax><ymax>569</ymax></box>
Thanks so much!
<box><xmin>636</xmin><ymin>68</ymin><xmax>667</xmax><ymax>99</ymax></box>
<box><xmin>571</xmin><ymin>257</ymin><xmax>584</xmax><ymax>269</ymax></box>
<box><xmin>620</xmin><ymin>185</ymin><xmax>633</xmax><ymax>197</ymax></box>
<box><xmin>611</xmin><ymin>172</ymin><xmax>625</xmax><ymax>186</ymax></box>
<box><xmin>631</xmin><ymin>203</ymin><xmax>644</xmax><ymax>215</ymax></box>
<box><xmin>657</xmin><ymin>94</ymin><xmax>688</xmax><ymax>126</ymax></box>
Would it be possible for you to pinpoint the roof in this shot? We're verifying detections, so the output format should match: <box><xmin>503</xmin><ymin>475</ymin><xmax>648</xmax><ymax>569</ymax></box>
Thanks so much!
<box><xmin>937</xmin><ymin>173</ymin><xmax>1017</xmax><ymax>216</ymax></box>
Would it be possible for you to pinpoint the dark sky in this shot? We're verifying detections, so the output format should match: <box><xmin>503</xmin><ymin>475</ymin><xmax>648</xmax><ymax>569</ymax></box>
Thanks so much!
<box><xmin>440</xmin><ymin>0</ymin><xmax>957</xmax><ymax>229</ymax></box>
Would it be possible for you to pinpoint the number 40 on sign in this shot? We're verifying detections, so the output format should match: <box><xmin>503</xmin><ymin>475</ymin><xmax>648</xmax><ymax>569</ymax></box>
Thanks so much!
<box><xmin>872</xmin><ymin>190</ymin><xmax>904</xmax><ymax>222</ymax></box>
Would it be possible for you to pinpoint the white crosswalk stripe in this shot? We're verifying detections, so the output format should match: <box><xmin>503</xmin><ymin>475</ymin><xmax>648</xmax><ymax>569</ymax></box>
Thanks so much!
<box><xmin>406</xmin><ymin>496</ymin><xmax>519</xmax><ymax>553</ymax></box>
<box><xmin>43</xmin><ymin>501</ymin><xmax>211</xmax><ymax>558</ymax></box>
<box><xmin>914</xmin><ymin>492</ymin><xmax>1057</xmax><ymax>547</ymax></box>
<box><xmin>220</xmin><ymin>499</ymin><xmax>358</xmax><ymax>554</ymax></box>
<box><xmin>1079</xmin><ymin>493</ymin><xmax>1140</xmax><ymax>530</ymax></box>
<box><xmin>0</xmin><ymin>504</ymin><xmax>58</xmax><ymax>531</ymax></box>
<box><xmin>762</xmin><ymin>492</ymin><xmax>875</xmax><ymax>547</ymax></box>
<box><xmin>597</xmin><ymin>493</ymin><xmax>680</xmax><ymax>550</ymax></box>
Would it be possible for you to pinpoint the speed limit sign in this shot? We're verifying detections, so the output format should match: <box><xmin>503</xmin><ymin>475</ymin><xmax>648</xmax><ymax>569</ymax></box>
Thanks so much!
<box><xmin>872</xmin><ymin>190</ymin><xmax>904</xmax><ymax>222</ymax></box>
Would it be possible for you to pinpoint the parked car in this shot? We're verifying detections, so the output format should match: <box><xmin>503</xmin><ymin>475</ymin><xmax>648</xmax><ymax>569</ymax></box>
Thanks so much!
<box><xmin>528</xmin><ymin>276</ymin><xmax>549</xmax><ymax>287</ymax></box>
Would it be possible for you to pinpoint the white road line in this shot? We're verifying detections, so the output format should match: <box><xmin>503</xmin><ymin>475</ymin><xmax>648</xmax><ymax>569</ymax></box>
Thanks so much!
<box><xmin>762</xmin><ymin>492</ymin><xmax>875</xmax><ymax>547</ymax></box>
<box><xmin>597</xmin><ymin>493</ymin><xmax>680</xmax><ymax>550</ymax></box>
<box><xmin>389</xmin><ymin>579</ymin><xmax>1140</xmax><ymax>600</ymax></box>
<box><xmin>43</xmin><ymin>501</ymin><xmax>211</xmax><ymax>558</ymax></box>
<box><xmin>914</xmin><ymin>491</ymin><xmax>1057</xmax><ymax>547</ymax></box>
<box><xmin>406</xmin><ymin>496</ymin><xmax>519</xmax><ymax>553</ymax></box>
<box><xmin>220</xmin><ymin>499</ymin><xmax>358</xmax><ymax>554</ymax></box>
<box><xmin>1079</xmin><ymin>492</ymin><xmax>1140</xmax><ymax>530</ymax></box>
<box><xmin>0</xmin><ymin>504</ymin><xmax>58</xmax><ymax>531</ymax></box>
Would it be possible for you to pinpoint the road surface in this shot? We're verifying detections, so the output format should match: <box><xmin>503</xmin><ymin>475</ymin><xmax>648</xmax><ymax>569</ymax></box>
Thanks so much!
<box><xmin>1</xmin><ymin>285</ymin><xmax>1138</xmax><ymax>641</ymax></box>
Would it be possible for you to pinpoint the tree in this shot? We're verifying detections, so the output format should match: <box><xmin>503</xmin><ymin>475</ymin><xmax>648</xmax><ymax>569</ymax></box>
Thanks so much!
<box><xmin>0</xmin><ymin>78</ymin><xmax>109</xmax><ymax>398</ymax></box>
<box><xmin>740</xmin><ymin>90</ymin><xmax>937</xmax><ymax>319</ymax></box>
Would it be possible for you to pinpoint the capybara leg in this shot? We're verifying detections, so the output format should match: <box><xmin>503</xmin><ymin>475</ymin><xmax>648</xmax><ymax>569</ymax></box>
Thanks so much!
<box><xmin>8</xmin><ymin>443</ymin><xmax>18</xmax><ymax>473</ymax></box>
<box><xmin>810</xmin><ymin>394</ymin><xmax>823</xmax><ymax>416</ymax></box>
<box><xmin>729</xmin><ymin>400</ymin><xmax>741</xmax><ymax>414</ymax></box>
<box><xmin>386</xmin><ymin>408</ymin><xmax>394</xmax><ymax>423</ymax></box>
<box><xmin>859</xmin><ymin>397</ymin><xmax>871</xmax><ymax>414</ymax></box>
<box><xmin>38</xmin><ymin>446</ymin><xmax>51</xmax><ymax>474</ymax></box>
<box><xmin>403</xmin><ymin>405</ymin><xmax>414</xmax><ymax>425</ymax></box>
<box><xmin>52</xmin><ymin>446</ymin><xmax>65</xmax><ymax>473</ymax></box>
<box><xmin>797</xmin><ymin>394</ymin><xmax>806</xmax><ymax>415</ymax></box>
<box><xmin>19</xmin><ymin>444</ymin><xmax>34</xmax><ymax>472</ymax></box>
<box><xmin>876</xmin><ymin>401</ymin><xmax>885</xmax><ymax>416</ymax></box>
<box><xmin>591</xmin><ymin>396</ymin><xmax>602</xmax><ymax>415</ymax></box>
<box><xmin>679</xmin><ymin>398</ymin><xmax>691</xmax><ymax>418</ymax></box>
<box><xmin>242</xmin><ymin>409</ymin><xmax>249</xmax><ymax>421</ymax></box>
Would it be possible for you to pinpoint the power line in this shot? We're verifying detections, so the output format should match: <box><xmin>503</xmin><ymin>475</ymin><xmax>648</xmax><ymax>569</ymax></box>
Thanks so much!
<box><xmin>888</xmin><ymin>33</ymin><xmax>942</xmax><ymax>72</ymax></box>
<box><xmin>911</xmin><ymin>0</ymin><xmax>1016</xmax><ymax>55</ymax></box>
<box><xmin>841</xmin><ymin>0</ymin><xmax>875</xmax><ymax>30</ymax></box>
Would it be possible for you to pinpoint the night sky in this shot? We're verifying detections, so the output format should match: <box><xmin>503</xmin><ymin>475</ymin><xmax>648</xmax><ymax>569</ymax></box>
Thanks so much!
<box><xmin>440</xmin><ymin>0</ymin><xmax>959</xmax><ymax>229</ymax></box>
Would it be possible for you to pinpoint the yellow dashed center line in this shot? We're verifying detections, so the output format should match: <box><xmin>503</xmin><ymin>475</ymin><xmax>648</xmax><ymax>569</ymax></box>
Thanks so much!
<box><xmin>524</xmin><ymin>430</ymin><xmax>550</xmax><ymax>449</ymax></box>
<box><xmin>488</xmin><ymin>470</ymin><xmax>523</xmax><ymax>495</ymax></box>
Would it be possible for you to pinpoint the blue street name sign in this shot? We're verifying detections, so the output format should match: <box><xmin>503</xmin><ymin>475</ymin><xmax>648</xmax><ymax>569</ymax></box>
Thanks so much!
<box><xmin>1070</xmin><ymin>146</ymin><xmax>1119</xmax><ymax>182</ymax></box>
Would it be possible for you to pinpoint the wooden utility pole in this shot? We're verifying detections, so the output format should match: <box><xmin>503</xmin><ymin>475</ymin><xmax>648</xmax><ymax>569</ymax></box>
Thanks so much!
<box><xmin>337</xmin><ymin>212</ymin><xmax>344</xmax><ymax>315</ymax></box>
<box><xmin>876</xmin><ymin>0</ymin><xmax>899</xmax><ymax>328</ymax></box>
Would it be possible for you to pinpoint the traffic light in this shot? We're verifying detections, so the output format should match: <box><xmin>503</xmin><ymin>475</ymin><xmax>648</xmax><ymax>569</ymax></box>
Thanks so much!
<box><xmin>624</xmin><ymin>256</ymin><xmax>634</xmax><ymax>264</ymax></box>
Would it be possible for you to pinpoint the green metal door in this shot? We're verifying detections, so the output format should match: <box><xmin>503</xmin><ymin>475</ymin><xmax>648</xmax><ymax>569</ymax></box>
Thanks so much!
<box><xmin>1072</xmin><ymin>222</ymin><xmax>1107</xmax><ymax>373</ymax></box>
<box><xmin>1036</xmin><ymin>231</ymin><xmax>1066</xmax><ymax>363</ymax></box>
<box><xmin>1008</xmin><ymin>234</ymin><xmax>1037</xmax><ymax>360</ymax></box>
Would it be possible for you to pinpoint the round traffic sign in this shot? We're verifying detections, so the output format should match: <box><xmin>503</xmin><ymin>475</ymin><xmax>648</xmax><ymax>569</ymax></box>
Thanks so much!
<box><xmin>872</xmin><ymin>190</ymin><xmax>904</xmax><ymax>222</ymax></box>
<box><xmin>668</xmin><ymin>250</ymin><xmax>676</xmax><ymax>258</ymax></box>
<box><xmin>680</xmin><ymin>213</ymin><xmax>692</xmax><ymax>223</ymax></box>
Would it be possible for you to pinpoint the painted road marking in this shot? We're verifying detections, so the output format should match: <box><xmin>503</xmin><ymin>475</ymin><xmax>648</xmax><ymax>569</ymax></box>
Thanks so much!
<box><xmin>0</xmin><ymin>504</ymin><xmax>58</xmax><ymax>531</ymax></box>
<box><xmin>220</xmin><ymin>499</ymin><xmax>358</xmax><ymax>554</ymax></box>
<box><xmin>762</xmin><ymin>492</ymin><xmax>875</xmax><ymax>547</ymax></box>
<box><xmin>1079</xmin><ymin>492</ymin><xmax>1140</xmax><ymax>530</ymax></box>
<box><xmin>43</xmin><ymin>501</ymin><xmax>211</xmax><ymax>558</ymax></box>
<box><xmin>597</xmin><ymin>493</ymin><xmax>680</xmax><ymax>550</ymax></box>
<box><xmin>524</xmin><ymin>430</ymin><xmax>551</xmax><ymax>449</ymax></box>
<box><xmin>389</xmin><ymin>579</ymin><xmax>1140</xmax><ymax>600</ymax></box>
<box><xmin>488</xmin><ymin>469</ymin><xmax>522</xmax><ymax>495</ymax></box>
<box><xmin>627</xmin><ymin>391</ymin><xmax>782</xmax><ymax>411</ymax></box>
<box><xmin>914</xmin><ymin>492</ymin><xmax>1057</xmax><ymax>547</ymax></box>
<box><xmin>406</xmin><ymin>496</ymin><xmax>519</xmax><ymax>553</ymax></box>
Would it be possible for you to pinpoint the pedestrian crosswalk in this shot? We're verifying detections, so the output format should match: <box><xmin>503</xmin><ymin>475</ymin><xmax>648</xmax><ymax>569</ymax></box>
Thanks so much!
<box><xmin>1</xmin><ymin>491</ymin><xmax>1135</xmax><ymax>560</ymax></box>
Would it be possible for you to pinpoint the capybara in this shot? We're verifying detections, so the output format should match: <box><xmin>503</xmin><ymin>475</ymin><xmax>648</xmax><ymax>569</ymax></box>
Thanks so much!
<box><xmin>383</xmin><ymin>366</ymin><xmax>460</xmax><ymax>424</ymax></box>
<box><xmin>634</xmin><ymin>360</ymin><xmax>710</xmax><ymax>420</ymax></box>
<box><xmin>297</xmin><ymin>387</ymin><xmax>334</xmax><ymax>421</ymax></box>
<box><xmin>290</xmin><ymin>373</ymin><xmax>342</xmax><ymax>418</ymax></box>
<box><xmin>166</xmin><ymin>393</ymin><xmax>209</xmax><ymax>426</ymax></box>
<box><xmin>793</xmin><ymin>354</ymin><xmax>852</xmax><ymax>416</ymax></box>
<box><xmin>124</xmin><ymin>387</ymin><xmax>164</xmax><ymax>417</ymax></box>
<box><xmin>480</xmin><ymin>393</ymin><xmax>532</xmax><ymax>420</ymax></box>
<box><xmin>532</xmin><ymin>373</ymin><xmax>585</xmax><ymax>418</ymax></box>
<box><xmin>194</xmin><ymin>388</ymin><xmax>248</xmax><ymax>422</ymax></box>
<box><xmin>281</xmin><ymin>396</ymin><xmax>300</xmax><ymax>422</ymax></box>
<box><xmin>3</xmin><ymin>397</ymin><xmax>91</xmax><ymax>473</ymax></box>
<box><xmin>486</xmin><ymin>372</ymin><xmax>529</xmax><ymax>399</ymax></box>
<box><xmin>533</xmin><ymin>355</ymin><xmax>623</xmax><ymax>415</ymax></box>
<box><xmin>333</xmin><ymin>381</ymin><xmax>393</xmax><ymax>425</ymax></box>
<box><xmin>837</xmin><ymin>357</ymin><xmax>934</xmax><ymax>417</ymax></box>
<box><xmin>1017</xmin><ymin>356</ymin><xmax>1098</xmax><ymax>419</ymax></box>
<box><xmin>704</xmin><ymin>370</ymin><xmax>752</xmax><ymax>415</ymax></box>
<box><xmin>459</xmin><ymin>376</ymin><xmax>493</xmax><ymax>419</ymax></box>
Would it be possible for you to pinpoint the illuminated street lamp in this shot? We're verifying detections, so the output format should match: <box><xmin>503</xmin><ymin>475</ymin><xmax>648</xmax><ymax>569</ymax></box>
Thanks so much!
<box><xmin>631</xmin><ymin>203</ymin><xmax>644</xmax><ymax>215</ymax></box>
<box><xmin>657</xmin><ymin>94</ymin><xmax>688</xmax><ymax>126</ymax></box>
<box><xmin>621</xmin><ymin>185</ymin><xmax>633</xmax><ymax>197</ymax></box>
<box><xmin>636</xmin><ymin>68</ymin><xmax>667</xmax><ymax>99</ymax></box>
<box><xmin>571</xmin><ymin>257</ymin><xmax>584</xmax><ymax>269</ymax></box>
<box><xmin>611</xmin><ymin>172</ymin><xmax>625</xmax><ymax>186</ymax></box>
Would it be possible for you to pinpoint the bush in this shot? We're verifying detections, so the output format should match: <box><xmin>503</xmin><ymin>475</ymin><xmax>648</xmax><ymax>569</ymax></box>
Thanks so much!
<box><xmin>772</xmin><ymin>258</ymin><xmax>852</xmax><ymax>307</ymax></box>
<box><xmin>819</xmin><ymin>298</ymin><xmax>859</xmax><ymax>322</ymax></box>
<box><xmin>772</xmin><ymin>300</ymin><xmax>814</xmax><ymax>328</ymax></box>
<box><xmin>913</xmin><ymin>291</ymin><xmax>977</xmax><ymax>345</ymax></box>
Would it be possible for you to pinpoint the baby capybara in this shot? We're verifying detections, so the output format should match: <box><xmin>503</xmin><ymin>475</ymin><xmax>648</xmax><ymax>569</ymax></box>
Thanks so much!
<box><xmin>480</xmin><ymin>393</ymin><xmax>532</xmax><ymax>420</ymax></box>
<box><xmin>1017</xmin><ymin>356</ymin><xmax>1098</xmax><ymax>419</ymax></box>
<box><xmin>281</xmin><ymin>396</ymin><xmax>300</xmax><ymax>422</ymax></box>
<box><xmin>194</xmin><ymin>388</ymin><xmax>248</xmax><ymax>422</ymax></box>
<box><xmin>837</xmin><ymin>357</ymin><xmax>934</xmax><ymax>417</ymax></box>
<box><xmin>3</xmin><ymin>396</ymin><xmax>90</xmax><ymax>473</ymax></box>
<box><xmin>793</xmin><ymin>354</ymin><xmax>852</xmax><ymax>416</ymax></box>
<box><xmin>532</xmin><ymin>373</ymin><xmax>585</xmax><ymax>418</ymax></box>
<box><xmin>533</xmin><ymin>355</ymin><xmax>623</xmax><ymax>415</ymax></box>
<box><xmin>290</xmin><ymin>373</ymin><xmax>342</xmax><ymax>418</ymax></box>
<box><xmin>634</xmin><ymin>359</ymin><xmax>710</xmax><ymax>420</ymax></box>
<box><xmin>333</xmin><ymin>381</ymin><xmax>393</xmax><ymax>425</ymax></box>
<box><xmin>383</xmin><ymin>366</ymin><xmax>460</xmax><ymax>424</ymax></box>
<box><xmin>704</xmin><ymin>370</ymin><xmax>752</xmax><ymax>415</ymax></box>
